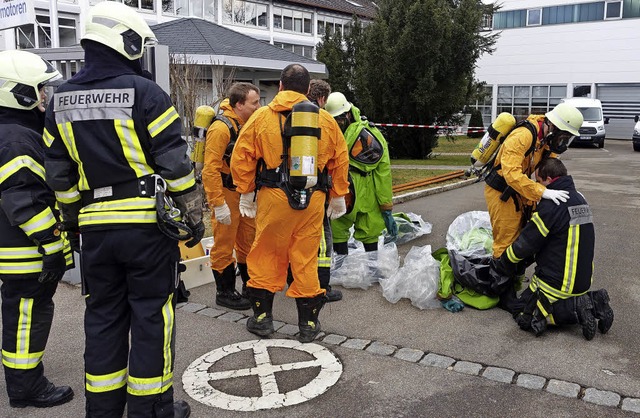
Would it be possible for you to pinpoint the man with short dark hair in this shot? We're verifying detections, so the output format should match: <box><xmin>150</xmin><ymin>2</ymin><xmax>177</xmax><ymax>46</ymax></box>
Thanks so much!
<box><xmin>231</xmin><ymin>64</ymin><xmax>349</xmax><ymax>342</ymax></box>
<box><xmin>496</xmin><ymin>158</ymin><xmax>614</xmax><ymax>340</ymax></box>
<box><xmin>203</xmin><ymin>82</ymin><xmax>261</xmax><ymax>310</ymax></box>
<box><xmin>307</xmin><ymin>79</ymin><xmax>331</xmax><ymax>108</ymax></box>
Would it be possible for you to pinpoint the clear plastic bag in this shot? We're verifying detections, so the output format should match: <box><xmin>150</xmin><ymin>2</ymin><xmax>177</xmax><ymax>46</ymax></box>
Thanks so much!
<box><xmin>379</xmin><ymin>245</ymin><xmax>441</xmax><ymax>309</ymax></box>
<box><xmin>330</xmin><ymin>237</ymin><xmax>399</xmax><ymax>289</ymax></box>
<box><xmin>445</xmin><ymin>211</ymin><xmax>493</xmax><ymax>259</ymax></box>
<box><xmin>383</xmin><ymin>212</ymin><xmax>433</xmax><ymax>245</ymax></box>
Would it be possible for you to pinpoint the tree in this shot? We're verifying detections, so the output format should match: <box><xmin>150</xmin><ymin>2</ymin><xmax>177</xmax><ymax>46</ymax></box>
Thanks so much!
<box><xmin>315</xmin><ymin>17</ymin><xmax>366</xmax><ymax>102</ymax></box>
<box><xmin>353</xmin><ymin>0</ymin><xmax>498</xmax><ymax>158</ymax></box>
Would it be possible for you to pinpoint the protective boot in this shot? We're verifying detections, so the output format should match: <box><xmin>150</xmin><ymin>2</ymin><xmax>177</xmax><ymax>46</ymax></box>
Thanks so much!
<box><xmin>9</xmin><ymin>381</ymin><xmax>74</xmax><ymax>408</ymax></box>
<box><xmin>575</xmin><ymin>294</ymin><xmax>597</xmax><ymax>341</ymax></box>
<box><xmin>214</xmin><ymin>264</ymin><xmax>250</xmax><ymax>310</ymax></box>
<box><xmin>173</xmin><ymin>400</ymin><xmax>191</xmax><ymax>418</ymax></box>
<box><xmin>319</xmin><ymin>266</ymin><xmax>342</xmax><ymax>302</ymax></box>
<box><xmin>589</xmin><ymin>289</ymin><xmax>614</xmax><ymax>334</ymax></box>
<box><xmin>296</xmin><ymin>295</ymin><xmax>326</xmax><ymax>343</ymax></box>
<box><xmin>237</xmin><ymin>263</ymin><xmax>250</xmax><ymax>297</ymax></box>
<box><xmin>246</xmin><ymin>288</ymin><xmax>275</xmax><ymax>337</ymax></box>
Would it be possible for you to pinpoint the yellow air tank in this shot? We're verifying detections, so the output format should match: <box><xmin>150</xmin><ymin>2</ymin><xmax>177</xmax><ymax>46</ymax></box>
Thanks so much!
<box><xmin>471</xmin><ymin>112</ymin><xmax>517</xmax><ymax>167</ymax></box>
<box><xmin>191</xmin><ymin>105</ymin><xmax>215</xmax><ymax>166</ymax></box>
<box><xmin>288</xmin><ymin>101</ymin><xmax>320</xmax><ymax>190</ymax></box>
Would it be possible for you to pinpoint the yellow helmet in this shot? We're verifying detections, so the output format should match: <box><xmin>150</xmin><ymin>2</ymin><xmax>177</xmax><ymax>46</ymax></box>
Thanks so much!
<box><xmin>0</xmin><ymin>50</ymin><xmax>61</xmax><ymax>110</ymax></box>
<box><xmin>545</xmin><ymin>103</ymin><xmax>583</xmax><ymax>136</ymax></box>
<box><xmin>325</xmin><ymin>92</ymin><xmax>352</xmax><ymax>117</ymax></box>
<box><xmin>82</xmin><ymin>1</ymin><xmax>156</xmax><ymax>60</ymax></box>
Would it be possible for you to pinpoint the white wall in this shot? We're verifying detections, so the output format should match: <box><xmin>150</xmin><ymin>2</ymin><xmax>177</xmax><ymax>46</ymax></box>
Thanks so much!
<box><xmin>476</xmin><ymin>19</ymin><xmax>640</xmax><ymax>86</ymax></box>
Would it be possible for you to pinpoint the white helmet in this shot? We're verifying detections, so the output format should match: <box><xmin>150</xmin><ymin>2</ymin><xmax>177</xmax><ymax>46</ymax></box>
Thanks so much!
<box><xmin>325</xmin><ymin>92</ymin><xmax>352</xmax><ymax>117</ymax></box>
<box><xmin>0</xmin><ymin>50</ymin><xmax>61</xmax><ymax>110</ymax></box>
<box><xmin>83</xmin><ymin>1</ymin><xmax>156</xmax><ymax>60</ymax></box>
<box><xmin>545</xmin><ymin>103</ymin><xmax>583</xmax><ymax>137</ymax></box>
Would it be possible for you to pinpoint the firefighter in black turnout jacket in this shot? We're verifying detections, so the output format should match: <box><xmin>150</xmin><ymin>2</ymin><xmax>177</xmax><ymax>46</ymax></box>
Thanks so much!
<box><xmin>0</xmin><ymin>50</ymin><xmax>74</xmax><ymax>408</ymax></box>
<box><xmin>496</xmin><ymin>158</ymin><xmax>614</xmax><ymax>340</ymax></box>
<box><xmin>43</xmin><ymin>2</ymin><xmax>201</xmax><ymax>417</ymax></box>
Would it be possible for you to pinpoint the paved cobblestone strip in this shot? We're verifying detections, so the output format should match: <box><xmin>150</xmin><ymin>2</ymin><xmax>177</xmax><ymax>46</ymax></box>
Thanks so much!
<box><xmin>177</xmin><ymin>301</ymin><xmax>640</xmax><ymax>414</ymax></box>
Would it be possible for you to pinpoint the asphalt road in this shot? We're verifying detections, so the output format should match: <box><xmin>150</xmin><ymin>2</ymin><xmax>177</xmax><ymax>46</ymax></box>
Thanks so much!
<box><xmin>1</xmin><ymin>140</ymin><xmax>638</xmax><ymax>417</ymax></box>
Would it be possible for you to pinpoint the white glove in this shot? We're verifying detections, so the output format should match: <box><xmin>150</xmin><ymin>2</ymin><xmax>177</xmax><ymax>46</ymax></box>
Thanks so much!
<box><xmin>541</xmin><ymin>189</ymin><xmax>569</xmax><ymax>205</ymax></box>
<box><xmin>239</xmin><ymin>193</ymin><xmax>257</xmax><ymax>218</ymax></box>
<box><xmin>213</xmin><ymin>203</ymin><xmax>231</xmax><ymax>225</ymax></box>
<box><xmin>326</xmin><ymin>196</ymin><xmax>347</xmax><ymax>220</ymax></box>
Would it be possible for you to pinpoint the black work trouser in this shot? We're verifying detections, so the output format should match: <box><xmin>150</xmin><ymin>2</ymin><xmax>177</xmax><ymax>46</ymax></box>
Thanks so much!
<box><xmin>1</xmin><ymin>276</ymin><xmax>58</xmax><ymax>400</ymax></box>
<box><xmin>81</xmin><ymin>227</ymin><xmax>180</xmax><ymax>418</ymax></box>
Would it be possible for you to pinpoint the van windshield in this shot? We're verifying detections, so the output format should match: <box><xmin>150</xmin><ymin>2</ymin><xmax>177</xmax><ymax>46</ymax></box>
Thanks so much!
<box><xmin>577</xmin><ymin>107</ymin><xmax>602</xmax><ymax>122</ymax></box>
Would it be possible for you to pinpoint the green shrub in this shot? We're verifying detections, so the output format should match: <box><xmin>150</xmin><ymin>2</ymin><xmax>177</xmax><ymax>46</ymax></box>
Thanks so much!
<box><xmin>467</xmin><ymin>109</ymin><xmax>484</xmax><ymax>139</ymax></box>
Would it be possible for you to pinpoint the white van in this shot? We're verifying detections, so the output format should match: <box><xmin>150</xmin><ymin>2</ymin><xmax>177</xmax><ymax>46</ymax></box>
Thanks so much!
<box><xmin>561</xmin><ymin>97</ymin><xmax>607</xmax><ymax>148</ymax></box>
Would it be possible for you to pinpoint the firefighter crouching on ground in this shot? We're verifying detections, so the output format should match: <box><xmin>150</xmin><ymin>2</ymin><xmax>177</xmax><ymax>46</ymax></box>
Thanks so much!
<box><xmin>495</xmin><ymin>158</ymin><xmax>614</xmax><ymax>340</ymax></box>
<box><xmin>324</xmin><ymin>92</ymin><xmax>398</xmax><ymax>258</ymax></box>
<box><xmin>202</xmin><ymin>83</ymin><xmax>261</xmax><ymax>310</ymax></box>
<box><xmin>0</xmin><ymin>50</ymin><xmax>74</xmax><ymax>409</ymax></box>
<box><xmin>484</xmin><ymin>102</ymin><xmax>583</xmax><ymax>308</ymax></box>
<box><xmin>43</xmin><ymin>2</ymin><xmax>201</xmax><ymax>417</ymax></box>
<box><xmin>230</xmin><ymin>64</ymin><xmax>349</xmax><ymax>343</ymax></box>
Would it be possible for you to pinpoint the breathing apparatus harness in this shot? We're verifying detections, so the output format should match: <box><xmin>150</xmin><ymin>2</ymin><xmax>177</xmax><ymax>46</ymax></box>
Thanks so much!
<box><xmin>213</xmin><ymin>114</ymin><xmax>241</xmax><ymax>191</ymax></box>
<box><xmin>484</xmin><ymin>120</ymin><xmax>543</xmax><ymax>215</ymax></box>
<box><xmin>255</xmin><ymin>101</ymin><xmax>331</xmax><ymax>210</ymax></box>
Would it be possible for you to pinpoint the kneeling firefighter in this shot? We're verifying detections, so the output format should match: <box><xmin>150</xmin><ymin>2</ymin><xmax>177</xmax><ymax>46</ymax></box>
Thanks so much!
<box><xmin>483</xmin><ymin>102</ymin><xmax>583</xmax><ymax>301</ymax></box>
<box><xmin>495</xmin><ymin>158</ymin><xmax>613</xmax><ymax>340</ymax></box>
<box><xmin>324</xmin><ymin>92</ymin><xmax>397</xmax><ymax>259</ymax></box>
<box><xmin>43</xmin><ymin>2</ymin><xmax>201</xmax><ymax>416</ymax></box>
<box><xmin>230</xmin><ymin>64</ymin><xmax>349</xmax><ymax>343</ymax></box>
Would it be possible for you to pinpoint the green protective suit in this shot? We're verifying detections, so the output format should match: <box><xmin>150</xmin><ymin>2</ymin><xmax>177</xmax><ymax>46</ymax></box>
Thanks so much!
<box><xmin>331</xmin><ymin>105</ymin><xmax>393</xmax><ymax>245</ymax></box>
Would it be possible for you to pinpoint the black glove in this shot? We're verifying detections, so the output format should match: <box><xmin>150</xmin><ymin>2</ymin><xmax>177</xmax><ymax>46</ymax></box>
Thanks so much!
<box><xmin>495</xmin><ymin>253</ymin><xmax>517</xmax><ymax>278</ymax></box>
<box><xmin>185</xmin><ymin>220</ymin><xmax>205</xmax><ymax>248</ymax></box>
<box><xmin>39</xmin><ymin>251</ymin><xmax>66</xmax><ymax>283</ymax></box>
<box><xmin>57</xmin><ymin>223</ymin><xmax>80</xmax><ymax>253</ymax></box>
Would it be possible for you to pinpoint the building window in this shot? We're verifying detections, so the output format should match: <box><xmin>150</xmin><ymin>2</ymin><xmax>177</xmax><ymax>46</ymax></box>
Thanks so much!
<box><xmin>469</xmin><ymin>85</ymin><xmax>493</xmax><ymax>126</ymax></box>
<box><xmin>317</xmin><ymin>15</ymin><xmax>348</xmax><ymax>37</ymax></box>
<box><xmin>123</xmin><ymin>0</ymin><xmax>154</xmax><ymax>10</ymax></box>
<box><xmin>273</xmin><ymin>42</ymin><xmax>314</xmax><ymax>59</ymax></box>
<box><xmin>498</xmin><ymin>85</ymin><xmax>567</xmax><ymax>121</ymax></box>
<box><xmin>605</xmin><ymin>0</ymin><xmax>622</xmax><ymax>19</ymax></box>
<box><xmin>481</xmin><ymin>13</ymin><xmax>493</xmax><ymax>30</ymax></box>
<box><xmin>492</xmin><ymin>9</ymin><xmax>527</xmax><ymax>29</ymax></box>
<box><xmin>224</xmin><ymin>0</ymin><xmax>268</xmax><ymax>27</ymax></box>
<box><xmin>15</xmin><ymin>12</ymin><xmax>78</xmax><ymax>49</ymax></box>
<box><xmin>526</xmin><ymin>8</ymin><xmax>542</xmax><ymax>26</ymax></box>
<box><xmin>273</xmin><ymin>7</ymin><xmax>311</xmax><ymax>34</ymax></box>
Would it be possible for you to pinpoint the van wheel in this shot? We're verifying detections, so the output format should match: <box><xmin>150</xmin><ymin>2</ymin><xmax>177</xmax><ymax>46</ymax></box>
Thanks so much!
<box><xmin>634</xmin><ymin>143</ymin><xmax>640</xmax><ymax>152</ymax></box>
<box><xmin>598</xmin><ymin>139</ymin><xmax>604</xmax><ymax>149</ymax></box>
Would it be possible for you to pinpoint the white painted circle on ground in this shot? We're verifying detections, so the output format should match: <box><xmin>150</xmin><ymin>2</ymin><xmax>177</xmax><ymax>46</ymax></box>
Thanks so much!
<box><xmin>182</xmin><ymin>339</ymin><xmax>343</xmax><ymax>411</ymax></box>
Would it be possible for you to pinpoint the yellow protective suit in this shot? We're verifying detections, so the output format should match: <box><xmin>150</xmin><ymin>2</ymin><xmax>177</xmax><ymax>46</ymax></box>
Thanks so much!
<box><xmin>484</xmin><ymin>115</ymin><xmax>555</xmax><ymax>257</ymax></box>
<box><xmin>202</xmin><ymin>99</ymin><xmax>256</xmax><ymax>271</ymax></box>
<box><xmin>230</xmin><ymin>91</ymin><xmax>349</xmax><ymax>298</ymax></box>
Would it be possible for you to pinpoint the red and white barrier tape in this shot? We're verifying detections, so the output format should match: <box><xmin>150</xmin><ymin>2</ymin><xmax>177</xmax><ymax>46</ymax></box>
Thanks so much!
<box><xmin>372</xmin><ymin>123</ymin><xmax>487</xmax><ymax>133</ymax></box>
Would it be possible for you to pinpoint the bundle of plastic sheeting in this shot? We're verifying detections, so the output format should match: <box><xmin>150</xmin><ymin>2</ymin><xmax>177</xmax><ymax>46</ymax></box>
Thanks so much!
<box><xmin>445</xmin><ymin>211</ymin><xmax>493</xmax><ymax>259</ymax></box>
<box><xmin>330</xmin><ymin>236</ymin><xmax>399</xmax><ymax>289</ymax></box>
<box><xmin>444</xmin><ymin>211</ymin><xmax>499</xmax><ymax>298</ymax></box>
<box><xmin>383</xmin><ymin>212</ymin><xmax>432</xmax><ymax>245</ymax></box>
<box><xmin>379</xmin><ymin>245</ymin><xmax>441</xmax><ymax>309</ymax></box>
